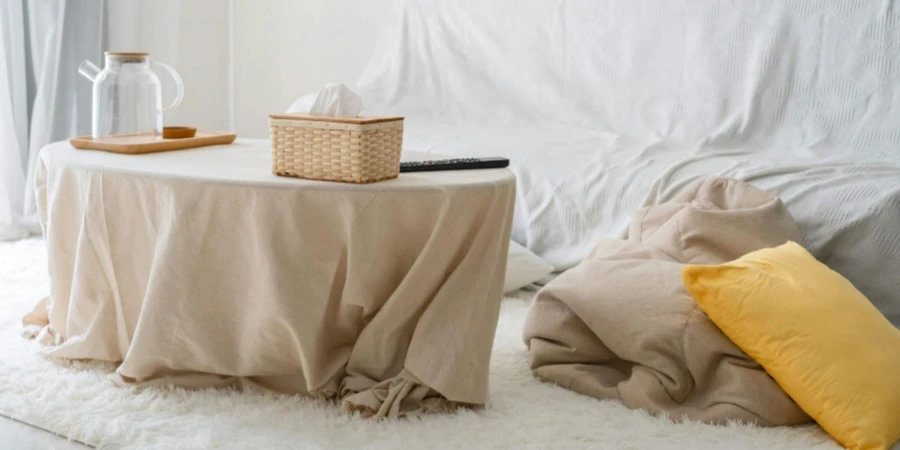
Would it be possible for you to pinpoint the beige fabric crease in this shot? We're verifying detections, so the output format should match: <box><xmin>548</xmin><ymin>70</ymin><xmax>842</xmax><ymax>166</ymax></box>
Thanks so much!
<box><xmin>29</xmin><ymin>140</ymin><xmax>515</xmax><ymax>418</ymax></box>
<box><xmin>523</xmin><ymin>177</ymin><xmax>811</xmax><ymax>426</ymax></box>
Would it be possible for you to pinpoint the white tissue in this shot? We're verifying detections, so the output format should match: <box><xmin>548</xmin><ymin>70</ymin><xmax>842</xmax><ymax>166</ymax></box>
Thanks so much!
<box><xmin>289</xmin><ymin>82</ymin><xmax>364</xmax><ymax>117</ymax></box>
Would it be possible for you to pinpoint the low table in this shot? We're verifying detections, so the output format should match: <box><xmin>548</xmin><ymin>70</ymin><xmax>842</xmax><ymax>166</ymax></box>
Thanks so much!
<box><xmin>34</xmin><ymin>139</ymin><xmax>515</xmax><ymax>418</ymax></box>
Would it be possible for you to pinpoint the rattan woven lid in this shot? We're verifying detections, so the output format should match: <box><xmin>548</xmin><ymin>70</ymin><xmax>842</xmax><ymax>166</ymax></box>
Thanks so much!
<box><xmin>269</xmin><ymin>114</ymin><xmax>404</xmax><ymax>125</ymax></box>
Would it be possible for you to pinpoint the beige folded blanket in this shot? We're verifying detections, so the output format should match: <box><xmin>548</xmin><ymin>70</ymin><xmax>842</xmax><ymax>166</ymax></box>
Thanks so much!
<box><xmin>523</xmin><ymin>177</ymin><xmax>810</xmax><ymax>426</ymax></box>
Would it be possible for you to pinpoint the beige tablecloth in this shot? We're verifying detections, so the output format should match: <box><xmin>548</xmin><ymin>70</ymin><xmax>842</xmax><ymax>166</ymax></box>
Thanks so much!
<box><xmin>32</xmin><ymin>139</ymin><xmax>515</xmax><ymax>417</ymax></box>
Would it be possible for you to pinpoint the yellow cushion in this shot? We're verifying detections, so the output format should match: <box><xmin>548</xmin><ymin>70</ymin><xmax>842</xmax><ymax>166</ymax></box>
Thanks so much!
<box><xmin>682</xmin><ymin>242</ymin><xmax>900</xmax><ymax>450</ymax></box>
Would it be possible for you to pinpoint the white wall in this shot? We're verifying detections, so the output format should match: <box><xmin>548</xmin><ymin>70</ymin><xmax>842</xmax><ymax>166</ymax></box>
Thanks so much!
<box><xmin>167</xmin><ymin>1</ymin><xmax>231</xmax><ymax>132</ymax></box>
<box><xmin>232</xmin><ymin>0</ymin><xmax>393</xmax><ymax>137</ymax></box>
<box><xmin>108</xmin><ymin>0</ymin><xmax>231</xmax><ymax>132</ymax></box>
<box><xmin>111</xmin><ymin>0</ymin><xmax>392</xmax><ymax>138</ymax></box>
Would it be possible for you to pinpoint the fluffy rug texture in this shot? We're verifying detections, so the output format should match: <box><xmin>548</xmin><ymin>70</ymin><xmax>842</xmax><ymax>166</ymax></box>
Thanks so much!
<box><xmin>0</xmin><ymin>239</ymin><xmax>840</xmax><ymax>449</ymax></box>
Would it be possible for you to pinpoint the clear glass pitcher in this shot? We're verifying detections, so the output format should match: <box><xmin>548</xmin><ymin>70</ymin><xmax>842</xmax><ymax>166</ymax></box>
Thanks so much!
<box><xmin>78</xmin><ymin>52</ymin><xmax>184</xmax><ymax>139</ymax></box>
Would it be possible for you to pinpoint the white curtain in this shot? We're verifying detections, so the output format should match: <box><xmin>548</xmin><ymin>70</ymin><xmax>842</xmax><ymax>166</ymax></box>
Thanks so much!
<box><xmin>0</xmin><ymin>0</ymin><xmax>103</xmax><ymax>240</ymax></box>
<box><xmin>0</xmin><ymin>0</ymin><xmax>231</xmax><ymax>241</ymax></box>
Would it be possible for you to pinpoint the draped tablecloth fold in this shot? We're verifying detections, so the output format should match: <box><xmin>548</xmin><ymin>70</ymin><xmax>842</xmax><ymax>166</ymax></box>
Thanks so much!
<box><xmin>29</xmin><ymin>140</ymin><xmax>516</xmax><ymax>417</ymax></box>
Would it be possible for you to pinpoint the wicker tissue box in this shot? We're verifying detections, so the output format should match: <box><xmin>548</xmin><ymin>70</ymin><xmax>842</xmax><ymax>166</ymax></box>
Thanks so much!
<box><xmin>269</xmin><ymin>114</ymin><xmax>404</xmax><ymax>184</ymax></box>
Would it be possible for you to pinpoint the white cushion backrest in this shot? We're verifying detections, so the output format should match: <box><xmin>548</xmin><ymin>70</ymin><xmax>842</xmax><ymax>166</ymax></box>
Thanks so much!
<box><xmin>358</xmin><ymin>0</ymin><xmax>900</xmax><ymax>157</ymax></box>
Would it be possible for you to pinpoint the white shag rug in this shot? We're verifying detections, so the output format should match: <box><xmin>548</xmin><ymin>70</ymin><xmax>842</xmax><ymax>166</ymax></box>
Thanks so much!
<box><xmin>0</xmin><ymin>239</ymin><xmax>841</xmax><ymax>450</ymax></box>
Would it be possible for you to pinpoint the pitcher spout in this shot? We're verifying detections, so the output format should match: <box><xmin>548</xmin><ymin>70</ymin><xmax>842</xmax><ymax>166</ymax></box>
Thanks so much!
<box><xmin>78</xmin><ymin>60</ymin><xmax>100</xmax><ymax>82</ymax></box>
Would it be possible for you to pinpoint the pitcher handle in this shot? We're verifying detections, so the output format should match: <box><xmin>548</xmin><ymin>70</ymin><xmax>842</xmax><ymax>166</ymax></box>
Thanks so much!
<box><xmin>152</xmin><ymin>61</ymin><xmax>184</xmax><ymax>112</ymax></box>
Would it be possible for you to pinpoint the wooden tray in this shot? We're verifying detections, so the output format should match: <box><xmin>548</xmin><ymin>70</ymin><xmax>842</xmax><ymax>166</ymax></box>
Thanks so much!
<box><xmin>69</xmin><ymin>131</ymin><xmax>237</xmax><ymax>155</ymax></box>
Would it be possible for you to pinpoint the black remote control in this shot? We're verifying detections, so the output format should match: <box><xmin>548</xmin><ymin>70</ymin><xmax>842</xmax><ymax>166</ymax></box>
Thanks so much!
<box><xmin>399</xmin><ymin>157</ymin><xmax>510</xmax><ymax>172</ymax></box>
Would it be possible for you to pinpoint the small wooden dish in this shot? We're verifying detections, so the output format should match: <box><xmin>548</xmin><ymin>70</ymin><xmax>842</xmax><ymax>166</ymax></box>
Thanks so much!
<box><xmin>162</xmin><ymin>126</ymin><xmax>197</xmax><ymax>139</ymax></box>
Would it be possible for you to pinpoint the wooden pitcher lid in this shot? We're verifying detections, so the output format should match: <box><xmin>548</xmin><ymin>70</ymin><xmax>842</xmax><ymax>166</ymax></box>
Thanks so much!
<box><xmin>106</xmin><ymin>52</ymin><xmax>149</xmax><ymax>57</ymax></box>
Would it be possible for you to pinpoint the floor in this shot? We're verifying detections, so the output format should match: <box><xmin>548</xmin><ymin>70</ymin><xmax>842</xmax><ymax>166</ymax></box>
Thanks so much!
<box><xmin>0</xmin><ymin>239</ymin><xmax>842</xmax><ymax>449</ymax></box>
<box><xmin>0</xmin><ymin>414</ymin><xmax>90</xmax><ymax>449</ymax></box>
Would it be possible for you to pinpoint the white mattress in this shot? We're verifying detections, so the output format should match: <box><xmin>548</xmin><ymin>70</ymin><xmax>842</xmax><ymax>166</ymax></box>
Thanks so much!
<box><xmin>347</xmin><ymin>0</ymin><xmax>900</xmax><ymax>323</ymax></box>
